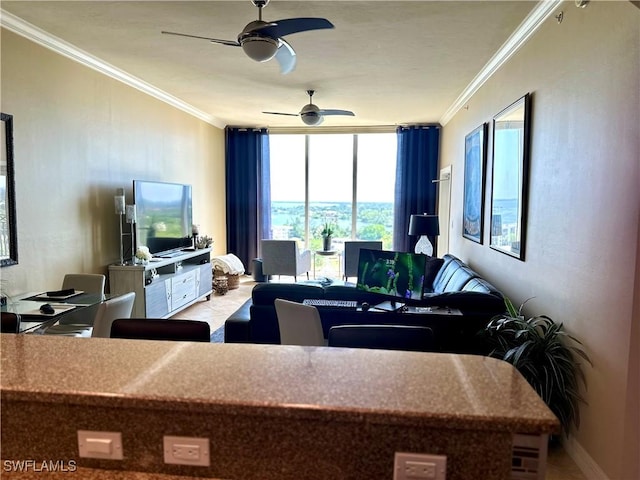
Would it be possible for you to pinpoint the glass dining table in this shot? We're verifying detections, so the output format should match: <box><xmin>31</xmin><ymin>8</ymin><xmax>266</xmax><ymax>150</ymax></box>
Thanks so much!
<box><xmin>1</xmin><ymin>291</ymin><xmax>113</xmax><ymax>334</ymax></box>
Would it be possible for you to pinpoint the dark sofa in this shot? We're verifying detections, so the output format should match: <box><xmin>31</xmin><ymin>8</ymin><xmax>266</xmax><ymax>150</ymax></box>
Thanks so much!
<box><xmin>224</xmin><ymin>254</ymin><xmax>505</xmax><ymax>354</ymax></box>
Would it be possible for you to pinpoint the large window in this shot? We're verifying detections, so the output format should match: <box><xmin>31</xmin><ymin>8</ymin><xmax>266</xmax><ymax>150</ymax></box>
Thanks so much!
<box><xmin>269</xmin><ymin>133</ymin><xmax>396</xmax><ymax>252</ymax></box>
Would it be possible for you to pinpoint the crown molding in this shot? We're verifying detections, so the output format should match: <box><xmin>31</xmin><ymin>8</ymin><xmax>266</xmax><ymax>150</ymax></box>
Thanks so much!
<box><xmin>0</xmin><ymin>9</ymin><xmax>226</xmax><ymax>129</ymax></box>
<box><xmin>2</xmin><ymin>2</ymin><xmax>563</xmax><ymax>130</ymax></box>
<box><xmin>439</xmin><ymin>0</ymin><xmax>562</xmax><ymax>126</ymax></box>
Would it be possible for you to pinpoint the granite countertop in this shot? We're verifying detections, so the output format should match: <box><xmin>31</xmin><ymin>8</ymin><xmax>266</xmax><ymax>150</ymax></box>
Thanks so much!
<box><xmin>0</xmin><ymin>335</ymin><xmax>559</xmax><ymax>434</ymax></box>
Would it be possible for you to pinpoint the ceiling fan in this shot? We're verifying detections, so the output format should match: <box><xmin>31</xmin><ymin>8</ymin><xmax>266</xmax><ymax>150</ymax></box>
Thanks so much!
<box><xmin>161</xmin><ymin>0</ymin><xmax>334</xmax><ymax>75</ymax></box>
<box><xmin>263</xmin><ymin>90</ymin><xmax>355</xmax><ymax>126</ymax></box>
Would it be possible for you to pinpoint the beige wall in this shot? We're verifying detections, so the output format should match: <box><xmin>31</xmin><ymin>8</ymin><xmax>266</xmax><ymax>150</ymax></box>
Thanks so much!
<box><xmin>2</xmin><ymin>1</ymin><xmax>639</xmax><ymax>478</ymax></box>
<box><xmin>0</xmin><ymin>29</ymin><xmax>226</xmax><ymax>296</ymax></box>
<box><xmin>440</xmin><ymin>2</ymin><xmax>639</xmax><ymax>478</ymax></box>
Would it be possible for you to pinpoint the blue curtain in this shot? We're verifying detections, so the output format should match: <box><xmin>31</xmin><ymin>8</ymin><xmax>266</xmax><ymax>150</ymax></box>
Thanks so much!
<box><xmin>393</xmin><ymin>125</ymin><xmax>441</xmax><ymax>252</ymax></box>
<box><xmin>225</xmin><ymin>127</ymin><xmax>271</xmax><ymax>273</ymax></box>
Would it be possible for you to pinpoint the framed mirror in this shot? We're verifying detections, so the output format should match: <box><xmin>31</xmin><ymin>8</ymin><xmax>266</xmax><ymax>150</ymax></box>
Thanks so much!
<box><xmin>489</xmin><ymin>94</ymin><xmax>531</xmax><ymax>260</ymax></box>
<box><xmin>1</xmin><ymin>112</ymin><xmax>18</xmax><ymax>267</ymax></box>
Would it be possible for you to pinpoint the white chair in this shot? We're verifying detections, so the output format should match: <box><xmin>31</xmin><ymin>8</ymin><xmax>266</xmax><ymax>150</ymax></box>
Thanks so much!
<box><xmin>343</xmin><ymin>241</ymin><xmax>383</xmax><ymax>281</ymax></box>
<box><xmin>44</xmin><ymin>292</ymin><xmax>136</xmax><ymax>338</ymax></box>
<box><xmin>91</xmin><ymin>292</ymin><xmax>136</xmax><ymax>338</ymax></box>
<box><xmin>274</xmin><ymin>298</ymin><xmax>324</xmax><ymax>346</ymax></box>
<box><xmin>61</xmin><ymin>273</ymin><xmax>106</xmax><ymax>295</ymax></box>
<box><xmin>261</xmin><ymin>240</ymin><xmax>311</xmax><ymax>282</ymax></box>
<box><xmin>56</xmin><ymin>274</ymin><xmax>107</xmax><ymax>326</ymax></box>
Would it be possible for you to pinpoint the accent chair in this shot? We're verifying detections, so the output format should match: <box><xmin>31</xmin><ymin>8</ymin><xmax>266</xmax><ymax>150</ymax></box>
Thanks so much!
<box><xmin>343</xmin><ymin>240</ymin><xmax>383</xmax><ymax>281</ymax></box>
<box><xmin>261</xmin><ymin>239</ymin><xmax>311</xmax><ymax>282</ymax></box>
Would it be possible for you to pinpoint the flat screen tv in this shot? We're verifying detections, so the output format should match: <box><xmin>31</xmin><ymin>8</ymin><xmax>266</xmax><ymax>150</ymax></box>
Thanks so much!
<box><xmin>133</xmin><ymin>180</ymin><xmax>193</xmax><ymax>257</ymax></box>
<box><xmin>355</xmin><ymin>249</ymin><xmax>427</xmax><ymax>303</ymax></box>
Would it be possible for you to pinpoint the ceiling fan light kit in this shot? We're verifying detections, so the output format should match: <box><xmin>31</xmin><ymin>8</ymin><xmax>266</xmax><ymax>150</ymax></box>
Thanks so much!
<box><xmin>263</xmin><ymin>90</ymin><xmax>355</xmax><ymax>126</ymax></box>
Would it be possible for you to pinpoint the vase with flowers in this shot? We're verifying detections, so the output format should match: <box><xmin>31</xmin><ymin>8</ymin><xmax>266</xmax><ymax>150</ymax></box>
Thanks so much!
<box><xmin>135</xmin><ymin>246</ymin><xmax>152</xmax><ymax>265</ymax></box>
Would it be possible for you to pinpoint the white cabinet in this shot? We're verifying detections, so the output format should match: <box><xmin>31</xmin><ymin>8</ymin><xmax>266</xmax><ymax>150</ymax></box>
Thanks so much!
<box><xmin>108</xmin><ymin>248</ymin><xmax>212</xmax><ymax>319</ymax></box>
<box><xmin>171</xmin><ymin>270</ymin><xmax>197</xmax><ymax>311</ymax></box>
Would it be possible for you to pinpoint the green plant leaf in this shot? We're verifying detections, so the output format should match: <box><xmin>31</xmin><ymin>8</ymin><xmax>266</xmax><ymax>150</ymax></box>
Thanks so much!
<box><xmin>482</xmin><ymin>298</ymin><xmax>592</xmax><ymax>435</ymax></box>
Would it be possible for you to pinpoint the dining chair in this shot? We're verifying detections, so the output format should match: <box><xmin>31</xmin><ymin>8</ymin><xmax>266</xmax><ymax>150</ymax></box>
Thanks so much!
<box><xmin>44</xmin><ymin>292</ymin><xmax>136</xmax><ymax>338</ymax></box>
<box><xmin>1</xmin><ymin>312</ymin><xmax>21</xmax><ymax>333</ymax></box>
<box><xmin>327</xmin><ymin>325</ymin><xmax>435</xmax><ymax>352</ymax></box>
<box><xmin>274</xmin><ymin>298</ymin><xmax>324</xmax><ymax>346</ymax></box>
<box><xmin>110</xmin><ymin>318</ymin><xmax>211</xmax><ymax>342</ymax></box>
<box><xmin>56</xmin><ymin>274</ymin><xmax>107</xmax><ymax>326</ymax></box>
<box><xmin>61</xmin><ymin>273</ymin><xmax>106</xmax><ymax>295</ymax></box>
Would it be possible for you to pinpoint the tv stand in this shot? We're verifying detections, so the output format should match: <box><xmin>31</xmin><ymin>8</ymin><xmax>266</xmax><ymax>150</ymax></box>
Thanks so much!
<box><xmin>157</xmin><ymin>250</ymin><xmax>191</xmax><ymax>258</ymax></box>
<box><xmin>108</xmin><ymin>248</ymin><xmax>212</xmax><ymax>318</ymax></box>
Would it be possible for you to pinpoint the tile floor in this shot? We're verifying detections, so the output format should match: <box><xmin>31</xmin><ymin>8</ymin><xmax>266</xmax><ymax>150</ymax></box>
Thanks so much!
<box><xmin>174</xmin><ymin>275</ymin><xmax>587</xmax><ymax>480</ymax></box>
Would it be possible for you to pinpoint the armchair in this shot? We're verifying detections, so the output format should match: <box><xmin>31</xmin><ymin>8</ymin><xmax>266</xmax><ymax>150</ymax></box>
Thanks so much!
<box><xmin>343</xmin><ymin>240</ymin><xmax>383</xmax><ymax>281</ymax></box>
<box><xmin>261</xmin><ymin>239</ymin><xmax>311</xmax><ymax>281</ymax></box>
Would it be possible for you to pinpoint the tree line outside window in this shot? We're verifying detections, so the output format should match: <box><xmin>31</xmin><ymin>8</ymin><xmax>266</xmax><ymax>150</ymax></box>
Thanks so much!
<box><xmin>269</xmin><ymin>133</ymin><xmax>397</xmax><ymax>254</ymax></box>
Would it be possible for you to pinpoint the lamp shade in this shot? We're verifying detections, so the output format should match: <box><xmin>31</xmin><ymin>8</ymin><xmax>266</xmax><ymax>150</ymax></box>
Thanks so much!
<box><xmin>408</xmin><ymin>214</ymin><xmax>439</xmax><ymax>237</ymax></box>
<box><xmin>114</xmin><ymin>188</ymin><xmax>126</xmax><ymax>215</ymax></box>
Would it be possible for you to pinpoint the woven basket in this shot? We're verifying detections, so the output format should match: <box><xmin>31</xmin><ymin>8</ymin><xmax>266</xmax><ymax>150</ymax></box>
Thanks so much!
<box><xmin>213</xmin><ymin>267</ymin><xmax>239</xmax><ymax>290</ymax></box>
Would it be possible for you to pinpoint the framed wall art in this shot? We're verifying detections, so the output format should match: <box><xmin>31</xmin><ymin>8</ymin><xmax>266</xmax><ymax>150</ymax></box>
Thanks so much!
<box><xmin>489</xmin><ymin>93</ymin><xmax>531</xmax><ymax>260</ymax></box>
<box><xmin>462</xmin><ymin>123</ymin><xmax>487</xmax><ymax>243</ymax></box>
<box><xmin>1</xmin><ymin>112</ymin><xmax>18</xmax><ymax>267</ymax></box>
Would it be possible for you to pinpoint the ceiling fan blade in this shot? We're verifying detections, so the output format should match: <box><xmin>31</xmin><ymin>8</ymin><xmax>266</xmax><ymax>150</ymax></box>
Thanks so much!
<box><xmin>275</xmin><ymin>39</ymin><xmax>296</xmax><ymax>75</ymax></box>
<box><xmin>161</xmin><ymin>31</ymin><xmax>239</xmax><ymax>47</ymax></box>
<box><xmin>262</xmin><ymin>111</ymin><xmax>300</xmax><ymax>117</ymax></box>
<box><xmin>318</xmin><ymin>109</ymin><xmax>355</xmax><ymax>117</ymax></box>
<box><xmin>255</xmin><ymin>18</ymin><xmax>334</xmax><ymax>38</ymax></box>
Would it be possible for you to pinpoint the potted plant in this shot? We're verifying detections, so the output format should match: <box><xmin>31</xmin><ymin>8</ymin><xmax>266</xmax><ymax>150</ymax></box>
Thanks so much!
<box><xmin>483</xmin><ymin>297</ymin><xmax>592</xmax><ymax>436</ymax></box>
<box><xmin>320</xmin><ymin>222</ymin><xmax>334</xmax><ymax>251</ymax></box>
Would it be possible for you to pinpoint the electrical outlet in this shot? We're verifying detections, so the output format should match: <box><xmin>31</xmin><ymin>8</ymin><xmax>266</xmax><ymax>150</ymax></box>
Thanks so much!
<box><xmin>394</xmin><ymin>452</ymin><xmax>446</xmax><ymax>480</ymax></box>
<box><xmin>77</xmin><ymin>430</ymin><xmax>123</xmax><ymax>460</ymax></box>
<box><xmin>163</xmin><ymin>436</ymin><xmax>210</xmax><ymax>466</ymax></box>
<box><xmin>406</xmin><ymin>460</ymin><xmax>436</xmax><ymax>478</ymax></box>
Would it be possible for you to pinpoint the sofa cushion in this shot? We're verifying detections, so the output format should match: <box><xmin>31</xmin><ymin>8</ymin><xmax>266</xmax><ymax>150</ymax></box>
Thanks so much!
<box><xmin>432</xmin><ymin>254</ymin><xmax>482</xmax><ymax>293</ymax></box>
<box><xmin>422</xmin><ymin>291</ymin><xmax>505</xmax><ymax>314</ymax></box>
<box><xmin>324</xmin><ymin>284</ymin><xmax>381</xmax><ymax>304</ymax></box>
<box><xmin>431</xmin><ymin>254</ymin><xmax>465</xmax><ymax>292</ymax></box>
<box><xmin>423</xmin><ymin>257</ymin><xmax>445</xmax><ymax>292</ymax></box>
<box><xmin>462</xmin><ymin>277</ymin><xmax>501</xmax><ymax>296</ymax></box>
<box><xmin>252</xmin><ymin>283</ymin><xmax>324</xmax><ymax>305</ymax></box>
<box><xmin>439</xmin><ymin>265</ymin><xmax>479</xmax><ymax>292</ymax></box>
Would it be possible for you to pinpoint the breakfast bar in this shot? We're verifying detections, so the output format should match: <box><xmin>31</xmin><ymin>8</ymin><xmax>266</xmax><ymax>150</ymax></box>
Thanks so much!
<box><xmin>1</xmin><ymin>334</ymin><xmax>559</xmax><ymax>479</ymax></box>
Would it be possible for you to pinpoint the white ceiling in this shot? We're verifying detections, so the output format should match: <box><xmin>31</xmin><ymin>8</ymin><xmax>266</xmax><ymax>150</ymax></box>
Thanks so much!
<box><xmin>1</xmin><ymin>1</ymin><xmax>544</xmax><ymax>129</ymax></box>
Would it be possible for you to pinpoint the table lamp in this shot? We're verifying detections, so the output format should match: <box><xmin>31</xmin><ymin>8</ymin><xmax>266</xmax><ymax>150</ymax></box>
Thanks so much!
<box><xmin>408</xmin><ymin>214</ymin><xmax>439</xmax><ymax>256</ymax></box>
